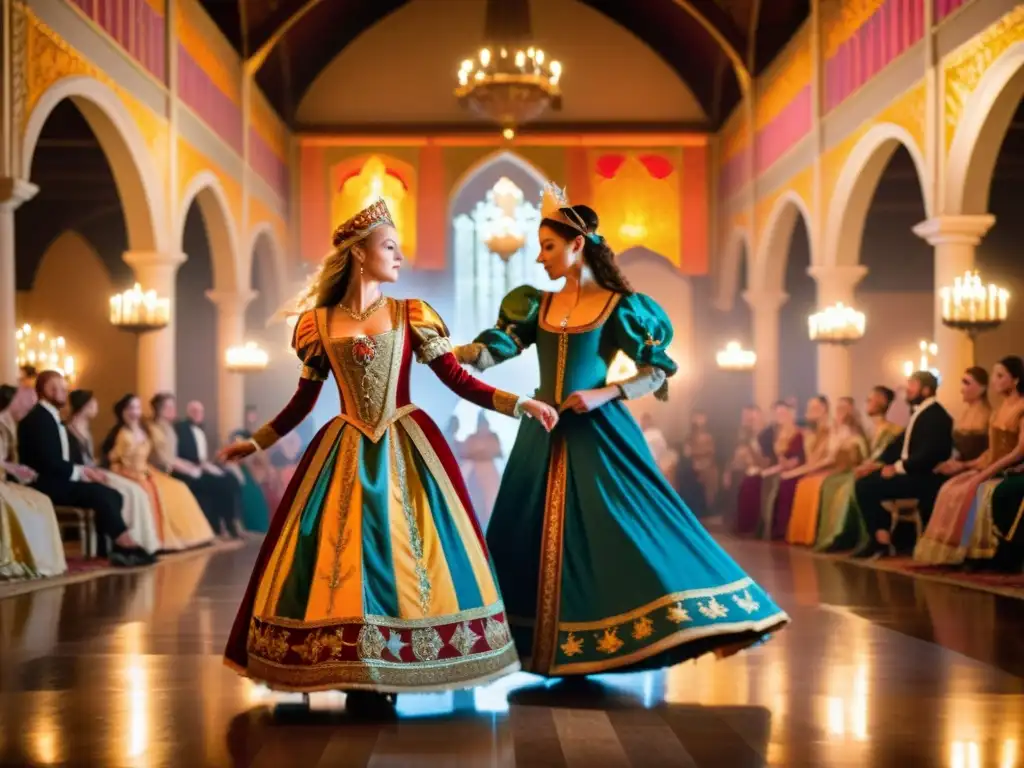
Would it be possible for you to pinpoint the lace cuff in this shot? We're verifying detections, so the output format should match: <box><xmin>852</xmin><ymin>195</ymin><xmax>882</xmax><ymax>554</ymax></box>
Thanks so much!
<box><xmin>454</xmin><ymin>343</ymin><xmax>497</xmax><ymax>371</ymax></box>
<box><xmin>416</xmin><ymin>335</ymin><xmax>454</xmax><ymax>364</ymax></box>
<box><xmin>615</xmin><ymin>366</ymin><xmax>669</xmax><ymax>401</ymax></box>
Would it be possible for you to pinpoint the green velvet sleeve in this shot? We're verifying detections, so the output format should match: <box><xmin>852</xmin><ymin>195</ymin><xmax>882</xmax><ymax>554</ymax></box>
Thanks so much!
<box><xmin>463</xmin><ymin>284</ymin><xmax>543</xmax><ymax>369</ymax></box>
<box><xmin>611</xmin><ymin>293</ymin><xmax>679</xmax><ymax>377</ymax></box>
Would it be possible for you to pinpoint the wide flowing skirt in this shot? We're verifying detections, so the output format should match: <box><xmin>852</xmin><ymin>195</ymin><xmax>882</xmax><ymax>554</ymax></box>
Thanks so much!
<box><xmin>813</xmin><ymin>473</ymin><xmax>868</xmax><ymax>552</ymax></box>
<box><xmin>117</xmin><ymin>469</ymin><xmax>215</xmax><ymax>551</ymax></box>
<box><xmin>487</xmin><ymin>402</ymin><xmax>788</xmax><ymax>678</ymax></box>
<box><xmin>990</xmin><ymin>475</ymin><xmax>1024</xmax><ymax>571</ymax></box>
<box><xmin>224</xmin><ymin>413</ymin><xmax>518</xmax><ymax>693</ymax></box>
<box><xmin>786</xmin><ymin>472</ymin><xmax>830</xmax><ymax>546</ymax></box>
<box><xmin>914</xmin><ymin>472</ymin><xmax>984</xmax><ymax>565</ymax></box>
<box><xmin>0</xmin><ymin>482</ymin><xmax>66</xmax><ymax>577</ymax></box>
<box><xmin>771</xmin><ymin>477</ymin><xmax>800</xmax><ymax>541</ymax></box>
<box><xmin>98</xmin><ymin>470</ymin><xmax>162</xmax><ymax>554</ymax></box>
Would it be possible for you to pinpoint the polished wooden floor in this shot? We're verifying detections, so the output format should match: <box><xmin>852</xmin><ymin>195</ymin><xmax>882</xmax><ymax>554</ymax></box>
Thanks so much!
<box><xmin>1</xmin><ymin>537</ymin><xmax>1023</xmax><ymax>768</ymax></box>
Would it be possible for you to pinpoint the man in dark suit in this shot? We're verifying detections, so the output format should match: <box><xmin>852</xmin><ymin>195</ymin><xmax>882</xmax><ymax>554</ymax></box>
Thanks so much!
<box><xmin>175</xmin><ymin>400</ymin><xmax>242</xmax><ymax>538</ymax></box>
<box><xmin>18</xmin><ymin>371</ymin><xmax>154</xmax><ymax>567</ymax></box>
<box><xmin>853</xmin><ymin>370</ymin><xmax>954</xmax><ymax>558</ymax></box>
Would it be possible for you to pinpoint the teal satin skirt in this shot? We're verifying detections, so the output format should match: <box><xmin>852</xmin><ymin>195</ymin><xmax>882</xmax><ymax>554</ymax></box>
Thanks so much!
<box><xmin>486</xmin><ymin>401</ymin><xmax>789</xmax><ymax>677</ymax></box>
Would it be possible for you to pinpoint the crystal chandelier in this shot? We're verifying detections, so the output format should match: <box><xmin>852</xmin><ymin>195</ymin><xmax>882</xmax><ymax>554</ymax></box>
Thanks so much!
<box><xmin>808</xmin><ymin>302</ymin><xmax>866</xmax><ymax>345</ymax></box>
<box><xmin>15</xmin><ymin>324</ymin><xmax>76</xmax><ymax>382</ymax></box>
<box><xmin>455</xmin><ymin>0</ymin><xmax>562</xmax><ymax>136</ymax></box>
<box><xmin>940</xmin><ymin>270</ymin><xmax>1009</xmax><ymax>340</ymax></box>
<box><xmin>716</xmin><ymin>341</ymin><xmax>756</xmax><ymax>372</ymax></box>
<box><xmin>225</xmin><ymin>341</ymin><xmax>269</xmax><ymax>374</ymax></box>
<box><xmin>484</xmin><ymin>177</ymin><xmax>526</xmax><ymax>262</ymax></box>
<box><xmin>109</xmin><ymin>283</ymin><xmax>170</xmax><ymax>333</ymax></box>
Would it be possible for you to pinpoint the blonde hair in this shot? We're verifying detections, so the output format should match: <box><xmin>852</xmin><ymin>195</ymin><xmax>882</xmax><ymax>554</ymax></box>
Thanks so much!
<box><xmin>293</xmin><ymin>221</ymin><xmax>388</xmax><ymax>313</ymax></box>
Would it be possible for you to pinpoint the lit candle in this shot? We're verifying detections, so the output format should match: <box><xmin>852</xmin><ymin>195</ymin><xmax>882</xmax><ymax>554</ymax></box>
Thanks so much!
<box><xmin>999</xmin><ymin>289</ymin><xmax>1008</xmax><ymax>320</ymax></box>
<box><xmin>988</xmin><ymin>284</ymin><xmax>997</xmax><ymax>321</ymax></box>
<box><xmin>941</xmin><ymin>288</ymin><xmax>951</xmax><ymax>320</ymax></box>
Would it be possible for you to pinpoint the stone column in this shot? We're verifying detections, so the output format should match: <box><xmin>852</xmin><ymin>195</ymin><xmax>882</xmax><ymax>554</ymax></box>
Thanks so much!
<box><xmin>0</xmin><ymin>178</ymin><xmax>39</xmax><ymax>382</ymax></box>
<box><xmin>913</xmin><ymin>215</ymin><xmax>995</xmax><ymax>406</ymax></box>
<box><xmin>807</xmin><ymin>264</ymin><xmax>868</xmax><ymax>403</ymax></box>
<box><xmin>743</xmin><ymin>289</ymin><xmax>788</xmax><ymax>411</ymax></box>
<box><xmin>122</xmin><ymin>250</ymin><xmax>186</xmax><ymax>403</ymax></box>
<box><xmin>206</xmin><ymin>289</ymin><xmax>256</xmax><ymax>445</ymax></box>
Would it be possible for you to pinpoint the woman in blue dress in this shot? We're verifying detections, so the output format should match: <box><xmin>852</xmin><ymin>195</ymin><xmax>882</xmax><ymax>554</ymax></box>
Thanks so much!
<box><xmin>456</xmin><ymin>185</ymin><xmax>789</xmax><ymax>677</ymax></box>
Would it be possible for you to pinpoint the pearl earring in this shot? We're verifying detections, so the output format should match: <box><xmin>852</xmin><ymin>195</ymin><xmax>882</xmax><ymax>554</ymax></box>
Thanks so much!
<box><xmin>360</xmin><ymin>263</ymin><xmax>364</xmax><ymax>277</ymax></box>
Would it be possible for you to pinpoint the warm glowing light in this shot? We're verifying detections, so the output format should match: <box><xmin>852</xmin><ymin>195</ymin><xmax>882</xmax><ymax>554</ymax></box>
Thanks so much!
<box><xmin>716</xmin><ymin>341</ymin><xmax>756</xmax><ymax>371</ymax></box>
<box><xmin>484</xmin><ymin>177</ymin><xmax>527</xmax><ymax>262</ymax></box>
<box><xmin>903</xmin><ymin>340</ymin><xmax>939</xmax><ymax>379</ymax></box>
<box><xmin>225</xmin><ymin>341</ymin><xmax>269</xmax><ymax>373</ymax></box>
<box><xmin>502</xmin><ymin>127</ymin><xmax>515</xmax><ymax>141</ymax></box>
<box><xmin>109</xmin><ymin>283</ymin><xmax>171</xmax><ymax>332</ymax></box>
<box><xmin>618</xmin><ymin>221</ymin><xmax>648</xmax><ymax>241</ymax></box>
<box><xmin>808</xmin><ymin>302</ymin><xmax>866</xmax><ymax>344</ymax></box>
<box><xmin>941</xmin><ymin>270</ymin><xmax>1009</xmax><ymax>325</ymax></box>
<box><xmin>456</xmin><ymin>20</ymin><xmax>563</xmax><ymax>133</ymax></box>
<box><xmin>607</xmin><ymin>351</ymin><xmax>639</xmax><ymax>384</ymax></box>
<box><xmin>15</xmin><ymin>324</ymin><xmax>76</xmax><ymax>382</ymax></box>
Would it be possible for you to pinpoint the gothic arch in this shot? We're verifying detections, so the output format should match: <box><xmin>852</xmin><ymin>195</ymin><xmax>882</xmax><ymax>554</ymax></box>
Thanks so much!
<box><xmin>178</xmin><ymin>172</ymin><xmax>241</xmax><ymax>293</ymax></box>
<box><xmin>22</xmin><ymin>75</ymin><xmax>165</xmax><ymax>253</ymax></box>
<box><xmin>824</xmin><ymin>123</ymin><xmax>930</xmax><ymax>269</ymax></box>
<box><xmin>753</xmin><ymin>191</ymin><xmax>814</xmax><ymax>294</ymax></box>
<box><xmin>715</xmin><ymin>226</ymin><xmax>753</xmax><ymax>310</ymax></box>
<box><xmin>449</xmin><ymin>151</ymin><xmax>548</xmax><ymax>213</ymax></box>
<box><xmin>245</xmin><ymin>222</ymin><xmax>288</xmax><ymax>310</ymax></box>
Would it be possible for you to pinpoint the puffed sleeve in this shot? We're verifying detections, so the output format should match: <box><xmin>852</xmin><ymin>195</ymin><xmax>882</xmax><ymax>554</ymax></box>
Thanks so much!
<box><xmin>407</xmin><ymin>299</ymin><xmax>524</xmax><ymax>418</ymax></box>
<box><xmin>454</xmin><ymin>285</ymin><xmax>542</xmax><ymax>371</ymax></box>
<box><xmin>609</xmin><ymin>293</ymin><xmax>678</xmax><ymax>402</ymax></box>
<box><xmin>251</xmin><ymin>311</ymin><xmax>327</xmax><ymax>451</ymax></box>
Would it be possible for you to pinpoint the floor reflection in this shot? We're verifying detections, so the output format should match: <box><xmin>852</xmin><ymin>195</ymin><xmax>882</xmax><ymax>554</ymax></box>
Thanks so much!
<box><xmin>0</xmin><ymin>539</ymin><xmax>1022</xmax><ymax>766</ymax></box>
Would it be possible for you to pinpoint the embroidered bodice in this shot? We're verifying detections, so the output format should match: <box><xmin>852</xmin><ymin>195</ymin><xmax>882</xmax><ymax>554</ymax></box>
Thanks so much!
<box><xmin>110</xmin><ymin>427</ymin><xmax>155</xmax><ymax>473</ymax></box>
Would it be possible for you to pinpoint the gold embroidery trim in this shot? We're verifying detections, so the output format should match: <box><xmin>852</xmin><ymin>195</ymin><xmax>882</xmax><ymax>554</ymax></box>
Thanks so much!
<box><xmin>398</xmin><ymin>416</ymin><xmax>476</xmax><ymax>528</ymax></box>
<box><xmin>389</xmin><ymin>429</ymin><xmax>432</xmax><ymax>615</ymax></box>
<box><xmin>416</xmin><ymin>334</ymin><xmax>454</xmax><ymax>364</ymax></box>
<box><xmin>252</xmin><ymin>424</ymin><xmax>280</xmax><ymax>451</ymax></box>
<box><xmin>262</xmin><ymin>602</ymin><xmax>507</xmax><ymax>630</ymax></box>
<box><xmin>555</xmin><ymin>330</ymin><xmax>569</xmax><ymax>405</ymax></box>
<box><xmin>492</xmin><ymin>390</ymin><xmax>519</xmax><ymax>417</ymax></box>
<box><xmin>533</xmin><ymin>436</ymin><xmax>568</xmax><ymax>674</ymax></box>
<box><xmin>300</xmin><ymin>364</ymin><xmax>328</xmax><ymax>382</ymax></box>
<box><xmin>322</xmin><ymin>429</ymin><xmax>359</xmax><ymax>616</ymax></box>
<box><xmin>537</xmin><ymin>291</ymin><xmax>622</xmax><ymax>334</ymax></box>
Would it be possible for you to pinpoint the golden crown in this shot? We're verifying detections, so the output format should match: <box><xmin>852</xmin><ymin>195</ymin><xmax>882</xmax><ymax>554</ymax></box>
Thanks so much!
<box><xmin>332</xmin><ymin>199</ymin><xmax>394</xmax><ymax>249</ymax></box>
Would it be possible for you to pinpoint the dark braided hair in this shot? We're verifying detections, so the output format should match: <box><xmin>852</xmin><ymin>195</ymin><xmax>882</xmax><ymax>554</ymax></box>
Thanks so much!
<box><xmin>541</xmin><ymin>205</ymin><xmax>635</xmax><ymax>296</ymax></box>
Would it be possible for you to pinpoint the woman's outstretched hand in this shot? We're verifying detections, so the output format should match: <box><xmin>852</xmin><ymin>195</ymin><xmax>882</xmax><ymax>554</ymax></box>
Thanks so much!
<box><xmin>561</xmin><ymin>386</ymin><xmax>618</xmax><ymax>415</ymax></box>
<box><xmin>521</xmin><ymin>399</ymin><xmax>559</xmax><ymax>432</ymax></box>
<box><xmin>218</xmin><ymin>440</ymin><xmax>257</xmax><ymax>463</ymax></box>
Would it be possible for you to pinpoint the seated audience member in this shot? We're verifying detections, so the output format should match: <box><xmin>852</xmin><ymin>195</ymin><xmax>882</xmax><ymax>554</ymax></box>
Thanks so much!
<box><xmin>176</xmin><ymin>400</ymin><xmax>243</xmax><ymax>537</ymax></box>
<box><xmin>684</xmin><ymin>410</ymin><xmax>718</xmax><ymax>510</ymax></box>
<box><xmin>771</xmin><ymin>396</ymin><xmax>832</xmax><ymax>540</ymax></box>
<box><xmin>915</xmin><ymin>358</ymin><xmax>1024</xmax><ymax>566</ymax></box>
<box><xmin>149</xmin><ymin>393</ymin><xmax>240</xmax><ymax>539</ymax></box>
<box><xmin>17</xmin><ymin>371</ymin><xmax>153</xmax><ymax>567</ymax></box>
<box><xmin>462</xmin><ymin>411</ymin><xmax>504</xmax><ymax>530</ymax></box>
<box><xmin>65</xmin><ymin>390</ymin><xmax>161</xmax><ymax>555</ymax></box>
<box><xmin>787</xmin><ymin>396</ymin><xmax>868</xmax><ymax>546</ymax></box>
<box><xmin>815</xmin><ymin>386</ymin><xmax>902</xmax><ymax>552</ymax></box>
<box><xmin>103</xmin><ymin>394</ymin><xmax>215</xmax><ymax>550</ymax></box>
<box><xmin>853</xmin><ymin>371</ymin><xmax>954</xmax><ymax>558</ymax></box>
<box><xmin>0</xmin><ymin>384</ymin><xmax>67</xmax><ymax>578</ymax></box>
<box><xmin>228</xmin><ymin>405</ymin><xmax>272</xmax><ymax>534</ymax></box>
<box><xmin>734</xmin><ymin>401</ymin><xmax>804</xmax><ymax>537</ymax></box>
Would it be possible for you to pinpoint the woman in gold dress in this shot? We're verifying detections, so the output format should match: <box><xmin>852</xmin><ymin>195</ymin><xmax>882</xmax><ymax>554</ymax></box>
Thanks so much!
<box><xmin>915</xmin><ymin>359</ymin><xmax>1024</xmax><ymax>565</ymax></box>
<box><xmin>218</xmin><ymin>200</ymin><xmax>558</xmax><ymax>711</ymax></box>
<box><xmin>102</xmin><ymin>395</ymin><xmax>215</xmax><ymax>551</ymax></box>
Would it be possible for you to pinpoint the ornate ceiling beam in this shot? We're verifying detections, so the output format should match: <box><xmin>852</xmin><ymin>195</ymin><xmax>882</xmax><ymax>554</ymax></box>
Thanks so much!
<box><xmin>244</xmin><ymin>0</ymin><xmax>325</xmax><ymax>76</ymax></box>
<box><xmin>669</xmin><ymin>0</ymin><xmax>751</xmax><ymax>93</ymax></box>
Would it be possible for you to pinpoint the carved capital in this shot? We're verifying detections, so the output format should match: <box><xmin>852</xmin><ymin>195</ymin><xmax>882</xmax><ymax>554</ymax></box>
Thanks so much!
<box><xmin>913</xmin><ymin>216</ymin><xmax>995</xmax><ymax>247</ymax></box>
<box><xmin>0</xmin><ymin>177</ymin><xmax>39</xmax><ymax>210</ymax></box>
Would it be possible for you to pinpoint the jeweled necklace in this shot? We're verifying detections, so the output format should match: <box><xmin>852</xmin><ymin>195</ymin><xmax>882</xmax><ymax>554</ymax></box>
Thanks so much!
<box><xmin>338</xmin><ymin>294</ymin><xmax>387</xmax><ymax>321</ymax></box>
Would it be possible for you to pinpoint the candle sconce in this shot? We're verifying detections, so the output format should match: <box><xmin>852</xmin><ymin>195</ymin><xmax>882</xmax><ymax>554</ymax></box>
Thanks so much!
<box><xmin>110</xmin><ymin>284</ymin><xmax>171</xmax><ymax>334</ymax></box>
<box><xmin>940</xmin><ymin>271</ymin><xmax>1009</xmax><ymax>340</ymax></box>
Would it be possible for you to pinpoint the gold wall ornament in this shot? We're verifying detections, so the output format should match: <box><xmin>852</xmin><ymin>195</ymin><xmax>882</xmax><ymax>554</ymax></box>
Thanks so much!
<box><xmin>943</xmin><ymin>5</ymin><xmax>1024</xmax><ymax>152</ymax></box>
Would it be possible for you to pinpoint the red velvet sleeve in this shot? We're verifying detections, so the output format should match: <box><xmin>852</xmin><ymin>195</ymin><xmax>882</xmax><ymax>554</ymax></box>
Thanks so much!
<box><xmin>251</xmin><ymin>378</ymin><xmax>323</xmax><ymax>450</ymax></box>
<box><xmin>428</xmin><ymin>353</ymin><xmax>519</xmax><ymax>417</ymax></box>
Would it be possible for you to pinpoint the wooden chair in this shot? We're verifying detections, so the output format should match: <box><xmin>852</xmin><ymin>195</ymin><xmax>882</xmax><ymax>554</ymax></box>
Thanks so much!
<box><xmin>54</xmin><ymin>507</ymin><xmax>98</xmax><ymax>558</ymax></box>
<box><xmin>881</xmin><ymin>499</ymin><xmax>924</xmax><ymax>549</ymax></box>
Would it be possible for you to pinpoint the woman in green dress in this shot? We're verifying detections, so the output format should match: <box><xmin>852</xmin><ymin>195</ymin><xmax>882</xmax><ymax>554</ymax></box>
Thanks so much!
<box><xmin>456</xmin><ymin>186</ymin><xmax>789</xmax><ymax>677</ymax></box>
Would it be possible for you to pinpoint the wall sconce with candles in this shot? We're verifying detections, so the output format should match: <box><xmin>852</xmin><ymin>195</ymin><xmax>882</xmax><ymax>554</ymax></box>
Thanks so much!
<box><xmin>110</xmin><ymin>284</ymin><xmax>170</xmax><ymax>333</ymax></box>
<box><xmin>940</xmin><ymin>270</ymin><xmax>1009</xmax><ymax>340</ymax></box>
<box><xmin>808</xmin><ymin>303</ymin><xmax>866</xmax><ymax>345</ymax></box>
<box><xmin>16</xmin><ymin>324</ymin><xmax>76</xmax><ymax>383</ymax></box>
<box><xmin>225</xmin><ymin>342</ymin><xmax>269</xmax><ymax>374</ymax></box>
<box><xmin>716</xmin><ymin>341</ymin><xmax>756</xmax><ymax>372</ymax></box>
<box><xmin>903</xmin><ymin>340</ymin><xmax>940</xmax><ymax>379</ymax></box>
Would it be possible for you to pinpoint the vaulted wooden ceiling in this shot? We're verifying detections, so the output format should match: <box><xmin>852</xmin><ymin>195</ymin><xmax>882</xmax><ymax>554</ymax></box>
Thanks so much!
<box><xmin>200</xmin><ymin>0</ymin><xmax>810</xmax><ymax>128</ymax></box>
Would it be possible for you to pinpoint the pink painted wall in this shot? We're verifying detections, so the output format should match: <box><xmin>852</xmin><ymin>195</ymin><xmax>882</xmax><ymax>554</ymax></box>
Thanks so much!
<box><xmin>719</xmin><ymin>148</ymin><xmax>750</xmax><ymax>199</ymax></box>
<box><xmin>178</xmin><ymin>45</ymin><xmax>243</xmax><ymax>153</ymax></box>
<box><xmin>825</xmin><ymin>0</ymin><xmax>925</xmax><ymax>112</ymax></box>
<box><xmin>248</xmin><ymin>128</ymin><xmax>288</xmax><ymax>200</ymax></box>
<box><xmin>68</xmin><ymin>0</ymin><xmax>166</xmax><ymax>82</ymax></box>
<box><xmin>754</xmin><ymin>85</ymin><xmax>812</xmax><ymax>174</ymax></box>
<box><xmin>935</xmin><ymin>0</ymin><xmax>970</xmax><ymax>22</ymax></box>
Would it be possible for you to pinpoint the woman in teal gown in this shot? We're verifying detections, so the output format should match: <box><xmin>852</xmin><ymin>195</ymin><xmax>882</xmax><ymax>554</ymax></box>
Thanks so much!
<box><xmin>456</xmin><ymin>188</ymin><xmax>789</xmax><ymax>677</ymax></box>
<box><xmin>228</xmin><ymin>425</ymin><xmax>271</xmax><ymax>534</ymax></box>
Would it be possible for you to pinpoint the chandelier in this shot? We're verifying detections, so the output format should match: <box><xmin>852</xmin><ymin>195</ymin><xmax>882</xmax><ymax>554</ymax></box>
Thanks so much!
<box><xmin>455</xmin><ymin>0</ymin><xmax>562</xmax><ymax>135</ymax></box>
<box><xmin>110</xmin><ymin>283</ymin><xmax>170</xmax><ymax>333</ymax></box>
<box><xmin>808</xmin><ymin>302</ymin><xmax>866</xmax><ymax>345</ymax></box>
<box><xmin>15</xmin><ymin>324</ymin><xmax>76</xmax><ymax>382</ymax></box>
<box><xmin>716</xmin><ymin>341</ymin><xmax>755</xmax><ymax>372</ymax></box>
<box><xmin>225</xmin><ymin>342</ymin><xmax>269</xmax><ymax>374</ymax></box>
<box><xmin>940</xmin><ymin>270</ymin><xmax>1009</xmax><ymax>340</ymax></box>
<box><xmin>484</xmin><ymin>176</ymin><xmax>526</xmax><ymax>262</ymax></box>
<box><xmin>903</xmin><ymin>340</ymin><xmax>940</xmax><ymax>379</ymax></box>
